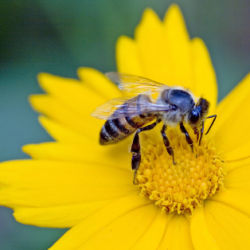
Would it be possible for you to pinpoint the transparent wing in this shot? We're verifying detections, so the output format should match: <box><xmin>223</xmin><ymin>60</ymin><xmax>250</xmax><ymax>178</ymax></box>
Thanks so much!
<box><xmin>91</xmin><ymin>97</ymin><xmax>130</xmax><ymax>120</ymax></box>
<box><xmin>106</xmin><ymin>72</ymin><xmax>168</xmax><ymax>97</ymax></box>
<box><xmin>91</xmin><ymin>96</ymin><xmax>174</xmax><ymax>120</ymax></box>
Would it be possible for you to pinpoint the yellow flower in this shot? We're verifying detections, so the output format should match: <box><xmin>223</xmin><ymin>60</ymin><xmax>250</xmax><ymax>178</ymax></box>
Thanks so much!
<box><xmin>1</xmin><ymin>4</ymin><xmax>250</xmax><ymax>249</ymax></box>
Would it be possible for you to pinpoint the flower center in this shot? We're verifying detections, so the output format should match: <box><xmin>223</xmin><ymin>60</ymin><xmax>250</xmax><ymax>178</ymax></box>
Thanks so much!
<box><xmin>135</xmin><ymin>128</ymin><xmax>224</xmax><ymax>214</ymax></box>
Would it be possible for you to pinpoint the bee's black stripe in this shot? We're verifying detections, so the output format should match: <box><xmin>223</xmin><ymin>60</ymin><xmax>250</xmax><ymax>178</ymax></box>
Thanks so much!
<box><xmin>100</xmin><ymin>125</ymin><xmax>111</xmax><ymax>143</ymax></box>
<box><xmin>125</xmin><ymin>116</ymin><xmax>138</xmax><ymax>128</ymax></box>
<box><xmin>105</xmin><ymin>119</ymin><xmax>120</xmax><ymax>138</ymax></box>
<box><xmin>139</xmin><ymin>114</ymin><xmax>146</xmax><ymax>118</ymax></box>
<box><xmin>113</xmin><ymin>118</ymin><xmax>130</xmax><ymax>135</ymax></box>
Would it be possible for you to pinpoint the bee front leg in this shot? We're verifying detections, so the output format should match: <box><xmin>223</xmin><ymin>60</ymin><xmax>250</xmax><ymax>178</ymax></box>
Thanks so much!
<box><xmin>131</xmin><ymin>120</ymin><xmax>160</xmax><ymax>184</ymax></box>
<box><xmin>161</xmin><ymin>124</ymin><xmax>176</xmax><ymax>165</ymax></box>
<box><xmin>180</xmin><ymin>122</ymin><xmax>193</xmax><ymax>152</ymax></box>
<box><xmin>193</xmin><ymin>127</ymin><xmax>199</xmax><ymax>142</ymax></box>
<box><xmin>199</xmin><ymin>121</ymin><xmax>205</xmax><ymax>145</ymax></box>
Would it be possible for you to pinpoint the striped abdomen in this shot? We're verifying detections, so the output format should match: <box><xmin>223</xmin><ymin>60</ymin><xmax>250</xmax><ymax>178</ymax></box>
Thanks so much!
<box><xmin>100</xmin><ymin>95</ymin><xmax>155</xmax><ymax>145</ymax></box>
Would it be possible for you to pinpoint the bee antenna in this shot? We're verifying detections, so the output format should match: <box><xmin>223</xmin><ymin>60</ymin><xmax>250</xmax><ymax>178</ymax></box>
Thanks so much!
<box><xmin>205</xmin><ymin>115</ymin><xmax>217</xmax><ymax>135</ymax></box>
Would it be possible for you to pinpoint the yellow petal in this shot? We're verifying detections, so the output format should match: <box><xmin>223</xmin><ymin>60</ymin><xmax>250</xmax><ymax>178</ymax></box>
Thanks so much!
<box><xmin>191</xmin><ymin>38</ymin><xmax>217</xmax><ymax>113</ymax></box>
<box><xmin>218</xmin><ymin>140</ymin><xmax>250</xmax><ymax>174</ymax></box>
<box><xmin>214</xmin><ymin>73</ymin><xmax>250</xmax><ymax>152</ymax></box>
<box><xmin>50</xmin><ymin>195</ymin><xmax>152</xmax><ymax>249</ymax></box>
<box><xmin>211</xmin><ymin>188</ymin><xmax>250</xmax><ymax>216</ymax></box>
<box><xmin>38</xmin><ymin>116</ymin><xmax>88</xmax><ymax>143</ymax></box>
<box><xmin>224</xmin><ymin>163</ymin><xmax>250</xmax><ymax>189</ymax></box>
<box><xmin>158</xmin><ymin>215</ymin><xmax>193</xmax><ymax>250</ymax></box>
<box><xmin>224</xmin><ymin>157</ymin><xmax>250</xmax><ymax>173</ymax></box>
<box><xmin>13</xmin><ymin>200</ymin><xmax>109</xmax><ymax>228</ymax></box>
<box><xmin>215</xmin><ymin>73</ymin><xmax>250</xmax><ymax>131</ymax></box>
<box><xmin>163</xmin><ymin>5</ymin><xmax>193</xmax><ymax>87</ymax></box>
<box><xmin>30</xmin><ymin>94</ymin><xmax>102</xmax><ymax>140</ymax></box>
<box><xmin>77</xmin><ymin>67</ymin><xmax>121</xmax><ymax>99</ymax></box>
<box><xmin>223</xmin><ymin>141</ymin><xmax>250</xmax><ymax>163</ymax></box>
<box><xmin>134</xmin><ymin>8</ymin><xmax>172</xmax><ymax>83</ymax></box>
<box><xmin>23</xmin><ymin>142</ymin><xmax>130</xmax><ymax>169</ymax></box>
<box><xmin>132</xmin><ymin>212</ymin><xmax>170</xmax><ymax>250</ymax></box>
<box><xmin>0</xmin><ymin>160</ymin><xmax>133</xmax><ymax>208</ymax></box>
<box><xmin>205</xmin><ymin>200</ymin><xmax>250</xmax><ymax>250</ymax></box>
<box><xmin>116</xmin><ymin>36</ymin><xmax>143</xmax><ymax>75</ymax></box>
<box><xmin>190</xmin><ymin>207</ymin><xmax>220</xmax><ymax>250</ymax></box>
<box><xmin>38</xmin><ymin>73</ymin><xmax>106</xmax><ymax>116</ymax></box>
<box><xmin>37</xmin><ymin>117</ymin><xmax>133</xmax><ymax>167</ymax></box>
<box><xmin>81</xmin><ymin>205</ymin><xmax>158</xmax><ymax>250</ymax></box>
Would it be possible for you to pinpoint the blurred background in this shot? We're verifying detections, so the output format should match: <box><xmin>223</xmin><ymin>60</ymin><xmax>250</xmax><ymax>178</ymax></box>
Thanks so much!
<box><xmin>0</xmin><ymin>0</ymin><xmax>249</xmax><ymax>249</ymax></box>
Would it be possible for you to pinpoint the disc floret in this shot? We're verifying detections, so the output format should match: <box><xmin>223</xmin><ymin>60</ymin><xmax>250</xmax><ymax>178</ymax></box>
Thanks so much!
<box><xmin>136</xmin><ymin>131</ymin><xmax>224</xmax><ymax>214</ymax></box>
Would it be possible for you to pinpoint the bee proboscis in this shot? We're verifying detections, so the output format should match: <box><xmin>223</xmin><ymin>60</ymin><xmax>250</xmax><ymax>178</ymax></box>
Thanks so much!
<box><xmin>92</xmin><ymin>73</ymin><xmax>217</xmax><ymax>183</ymax></box>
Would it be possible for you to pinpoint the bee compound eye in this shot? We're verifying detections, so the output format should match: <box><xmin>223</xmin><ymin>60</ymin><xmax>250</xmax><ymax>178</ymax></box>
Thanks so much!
<box><xmin>171</xmin><ymin>105</ymin><xmax>177</xmax><ymax>111</ymax></box>
<box><xmin>189</xmin><ymin>110</ymin><xmax>200</xmax><ymax>124</ymax></box>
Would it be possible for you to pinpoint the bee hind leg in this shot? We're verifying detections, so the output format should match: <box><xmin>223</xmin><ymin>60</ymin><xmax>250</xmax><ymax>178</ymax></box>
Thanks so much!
<box><xmin>161</xmin><ymin>124</ymin><xmax>176</xmax><ymax>165</ymax></box>
<box><xmin>131</xmin><ymin>120</ymin><xmax>160</xmax><ymax>184</ymax></box>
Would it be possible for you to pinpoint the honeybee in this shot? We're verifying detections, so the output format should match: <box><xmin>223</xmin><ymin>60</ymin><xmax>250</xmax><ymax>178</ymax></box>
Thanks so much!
<box><xmin>92</xmin><ymin>73</ymin><xmax>217</xmax><ymax>182</ymax></box>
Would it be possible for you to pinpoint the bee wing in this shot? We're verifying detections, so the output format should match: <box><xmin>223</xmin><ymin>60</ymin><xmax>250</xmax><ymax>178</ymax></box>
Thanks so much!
<box><xmin>106</xmin><ymin>72</ymin><xmax>168</xmax><ymax>97</ymax></box>
<box><xmin>91</xmin><ymin>97</ymin><xmax>130</xmax><ymax>120</ymax></box>
<box><xmin>92</xmin><ymin>97</ymin><xmax>174</xmax><ymax>120</ymax></box>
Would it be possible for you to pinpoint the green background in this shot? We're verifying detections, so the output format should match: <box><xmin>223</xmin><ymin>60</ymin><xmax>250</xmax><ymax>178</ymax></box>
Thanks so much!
<box><xmin>0</xmin><ymin>0</ymin><xmax>249</xmax><ymax>249</ymax></box>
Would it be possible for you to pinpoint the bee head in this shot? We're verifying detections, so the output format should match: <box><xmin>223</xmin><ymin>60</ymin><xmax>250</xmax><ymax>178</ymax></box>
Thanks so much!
<box><xmin>188</xmin><ymin>98</ymin><xmax>209</xmax><ymax>125</ymax></box>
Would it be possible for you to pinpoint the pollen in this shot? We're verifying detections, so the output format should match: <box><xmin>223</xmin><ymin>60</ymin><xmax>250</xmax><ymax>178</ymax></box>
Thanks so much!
<box><xmin>136</xmin><ymin>128</ymin><xmax>224</xmax><ymax>214</ymax></box>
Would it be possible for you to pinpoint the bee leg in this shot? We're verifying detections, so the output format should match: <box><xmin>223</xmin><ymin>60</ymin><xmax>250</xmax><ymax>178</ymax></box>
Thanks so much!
<box><xmin>193</xmin><ymin>127</ymin><xmax>199</xmax><ymax>142</ymax></box>
<box><xmin>131</xmin><ymin>133</ymin><xmax>141</xmax><ymax>184</ymax></box>
<box><xmin>161</xmin><ymin>124</ymin><xmax>176</xmax><ymax>165</ymax></box>
<box><xmin>131</xmin><ymin>120</ymin><xmax>160</xmax><ymax>184</ymax></box>
<box><xmin>199</xmin><ymin>121</ymin><xmax>205</xmax><ymax>145</ymax></box>
<box><xmin>180</xmin><ymin>122</ymin><xmax>193</xmax><ymax>152</ymax></box>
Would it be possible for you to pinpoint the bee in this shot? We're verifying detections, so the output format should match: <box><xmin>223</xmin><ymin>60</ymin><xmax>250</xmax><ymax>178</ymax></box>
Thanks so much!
<box><xmin>92</xmin><ymin>73</ymin><xmax>217</xmax><ymax>182</ymax></box>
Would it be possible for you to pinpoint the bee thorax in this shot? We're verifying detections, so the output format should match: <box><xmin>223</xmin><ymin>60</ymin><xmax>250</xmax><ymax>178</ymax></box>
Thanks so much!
<box><xmin>161</xmin><ymin>111</ymin><xmax>183</xmax><ymax>126</ymax></box>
